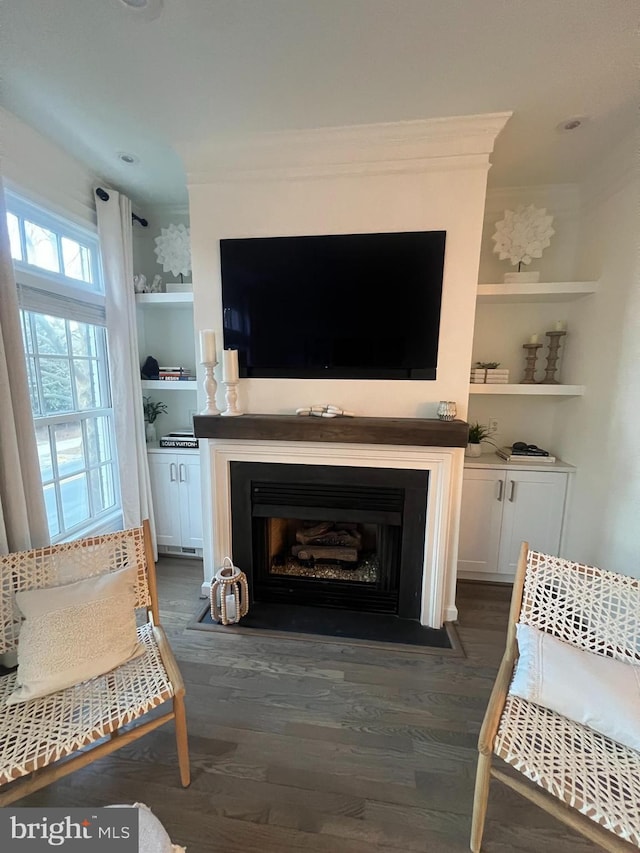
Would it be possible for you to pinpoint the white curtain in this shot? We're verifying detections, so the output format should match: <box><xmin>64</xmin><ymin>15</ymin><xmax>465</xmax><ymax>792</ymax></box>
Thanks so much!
<box><xmin>0</xmin><ymin>177</ymin><xmax>49</xmax><ymax>555</ymax></box>
<box><xmin>96</xmin><ymin>189</ymin><xmax>156</xmax><ymax>552</ymax></box>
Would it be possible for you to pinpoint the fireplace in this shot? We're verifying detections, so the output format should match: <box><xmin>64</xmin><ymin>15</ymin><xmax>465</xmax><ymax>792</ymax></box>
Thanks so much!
<box><xmin>230</xmin><ymin>462</ymin><xmax>429</xmax><ymax>618</ymax></box>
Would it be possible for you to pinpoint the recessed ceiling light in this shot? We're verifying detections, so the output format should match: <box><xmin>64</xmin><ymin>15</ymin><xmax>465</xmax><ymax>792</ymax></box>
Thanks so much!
<box><xmin>118</xmin><ymin>0</ymin><xmax>163</xmax><ymax>18</ymax></box>
<box><xmin>556</xmin><ymin>116</ymin><xmax>589</xmax><ymax>133</ymax></box>
<box><xmin>118</xmin><ymin>152</ymin><xmax>139</xmax><ymax>165</ymax></box>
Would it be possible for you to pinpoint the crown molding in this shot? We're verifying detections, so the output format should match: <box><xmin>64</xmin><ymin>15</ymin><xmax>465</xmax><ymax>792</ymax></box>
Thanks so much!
<box><xmin>186</xmin><ymin>153</ymin><xmax>495</xmax><ymax>186</ymax></box>
<box><xmin>179</xmin><ymin>112</ymin><xmax>512</xmax><ymax>183</ymax></box>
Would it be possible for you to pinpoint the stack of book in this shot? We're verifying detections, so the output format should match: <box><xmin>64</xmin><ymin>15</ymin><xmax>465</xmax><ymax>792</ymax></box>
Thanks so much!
<box><xmin>496</xmin><ymin>446</ymin><xmax>557</xmax><ymax>463</ymax></box>
<box><xmin>159</xmin><ymin>430</ymin><xmax>199</xmax><ymax>449</ymax></box>
<box><xmin>158</xmin><ymin>366</ymin><xmax>196</xmax><ymax>381</ymax></box>
<box><xmin>470</xmin><ymin>368</ymin><xmax>510</xmax><ymax>384</ymax></box>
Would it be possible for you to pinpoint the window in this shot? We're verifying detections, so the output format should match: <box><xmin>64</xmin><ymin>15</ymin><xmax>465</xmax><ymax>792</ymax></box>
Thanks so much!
<box><xmin>7</xmin><ymin>194</ymin><xmax>121</xmax><ymax>542</ymax></box>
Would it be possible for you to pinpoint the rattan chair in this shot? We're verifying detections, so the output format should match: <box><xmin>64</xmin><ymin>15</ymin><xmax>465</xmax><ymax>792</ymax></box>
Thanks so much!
<box><xmin>0</xmin><ymin>521</ymin><xmax>190</xmax><ymax>805</ymax></box>
<box><xmin>471</xmin><ymin>543</ymin><xmax>640</xmax><ymax>852</ymax></box>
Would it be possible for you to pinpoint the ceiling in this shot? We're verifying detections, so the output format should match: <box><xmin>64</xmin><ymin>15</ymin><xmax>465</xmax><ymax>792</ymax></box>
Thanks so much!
<box><xmin>1</xmin><ymin>0</ymin><xmax>637</xmax><ymax>206</ymax></box>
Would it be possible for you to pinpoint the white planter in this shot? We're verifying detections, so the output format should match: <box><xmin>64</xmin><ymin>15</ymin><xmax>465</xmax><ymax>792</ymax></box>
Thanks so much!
<box><xmin>145</xmin><ymin>422</ymin><xmax>157</xmax><ymax>443</ymax></box>
<box><xmin>465</xmin><ymin>443</ymin><xmax>482</xmax><ymax>458</ymax></box>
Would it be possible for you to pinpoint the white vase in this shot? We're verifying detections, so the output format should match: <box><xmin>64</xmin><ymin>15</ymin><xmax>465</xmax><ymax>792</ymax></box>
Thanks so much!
<box><xmin>145</xmin><ymin>421</ymin><xmax>157</xmax><ymax>443</ymax></box>
<box><xmin>465</xmin><ymin>443</ymin><xmax>482</xmax><ymax>458</ymax></box>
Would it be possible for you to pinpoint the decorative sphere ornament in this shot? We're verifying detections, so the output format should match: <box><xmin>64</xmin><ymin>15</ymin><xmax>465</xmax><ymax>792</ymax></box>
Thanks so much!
<box><xmin>154</xmin><ymin>223</ymin><xmax>192</xmax><ymax>278</ymax></box>
<box><xmin>492</xmin><ymin>204</ymin><xmax>555</xmax><ymax>271</ymax></box>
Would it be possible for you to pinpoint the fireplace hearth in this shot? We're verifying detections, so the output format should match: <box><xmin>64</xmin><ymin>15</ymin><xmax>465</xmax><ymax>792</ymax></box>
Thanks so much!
<box><xmin>230</xmin><ymin>462</ymin><xmax>428</xmax><ymax>618</ymax></box>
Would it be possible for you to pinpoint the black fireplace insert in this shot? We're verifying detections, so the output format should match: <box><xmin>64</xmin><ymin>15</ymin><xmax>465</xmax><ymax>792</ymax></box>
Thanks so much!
<box><xmin>230</xmin><ymin>462</ymin><xmax>428</xmax><ymax>618</ymax></box>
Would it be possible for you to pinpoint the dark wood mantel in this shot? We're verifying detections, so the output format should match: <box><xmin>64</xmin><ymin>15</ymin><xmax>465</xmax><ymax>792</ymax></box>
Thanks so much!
<box><xmin>193</xmin><ymin>414</ymin><xmax>469</xmax><ymax>447</ymax></box>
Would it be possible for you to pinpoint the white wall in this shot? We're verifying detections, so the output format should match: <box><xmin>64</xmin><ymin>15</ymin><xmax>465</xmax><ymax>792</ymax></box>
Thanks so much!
<box><xmin>189</xmin><ymin>169</ymin><xmax>489</xmax><ymax>420</ymax></box>
<box><xmin>553</xmin><ymin>133</ymin><xmax>640</xmax><ymax>574</ymax></box>
<box><xmin>0</xmin><ymin>107</ymin><xmax>98</xmax><ymax>226</ymax></box>
<box><xmin>184</xmin><ymin>116</ymin><xmax>510</xmax><ymax>420</ymax></box>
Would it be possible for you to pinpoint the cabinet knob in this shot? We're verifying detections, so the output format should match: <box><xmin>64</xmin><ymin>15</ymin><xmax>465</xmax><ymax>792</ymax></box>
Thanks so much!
<box><xmin>496</xmin><ymin>479</ymin><xmax>504</xmax><ymax>502</ymax></box>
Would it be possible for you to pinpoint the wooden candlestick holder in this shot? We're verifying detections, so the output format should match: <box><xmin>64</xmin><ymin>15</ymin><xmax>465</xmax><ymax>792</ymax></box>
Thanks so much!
<box><xmin>521</xmin><ymin>343</ymin><xmax>543</xmax><ymax>384</ymax></box>
<box><xmin>539</xmin><ymin>331</ymin><xmax>567</xmax><ymax>384</ymax></box>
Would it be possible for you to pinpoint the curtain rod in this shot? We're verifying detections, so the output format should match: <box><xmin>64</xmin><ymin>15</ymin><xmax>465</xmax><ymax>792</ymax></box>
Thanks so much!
<box><xmin>95</xmin><ymin>187</ymin><xmax>148</xmax><ymax>227</ymax></box>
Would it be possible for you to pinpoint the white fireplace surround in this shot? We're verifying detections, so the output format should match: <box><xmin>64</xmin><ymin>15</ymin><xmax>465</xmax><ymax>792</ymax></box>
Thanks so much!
<box><xmin>202</xmin><ymin>439</ymin><xmax>462</xmax><ymax>627</ymax></box>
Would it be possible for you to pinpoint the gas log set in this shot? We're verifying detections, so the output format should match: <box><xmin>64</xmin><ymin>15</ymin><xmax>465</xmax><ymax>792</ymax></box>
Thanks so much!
<box><xmin>291</xmin><ymin>521</ymin><xmax>363</xmax><ymax>564</ymax></box>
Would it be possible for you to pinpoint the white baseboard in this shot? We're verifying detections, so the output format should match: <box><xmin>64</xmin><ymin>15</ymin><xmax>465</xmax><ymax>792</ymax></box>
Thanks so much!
<box><xmin>457</xmin><ymin>571</ymin><xmax>514</xmax><ymax>584</ymax></box>
<box><xmin>444</xmin><ymin>604</ymin><xmax>458</xmax><ymax>622</ymax></box>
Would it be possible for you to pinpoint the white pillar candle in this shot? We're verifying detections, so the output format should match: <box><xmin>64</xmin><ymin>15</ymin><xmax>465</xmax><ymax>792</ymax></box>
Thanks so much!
<box><xmin>222</xmin><ymin>349</ymin><xmax>239</xmax><ymax>382</ymax></box>
<box><xmin>555</xmin><ymin>321</ymin><xmax>566</xmax><ymax>331</ymax></box>
<box><xmin>529</xmin><ymin>334</ymin><xmax>539</xmax><ymax>344</ymax></box>
<box><xmin>200</xmin><ymin>329</ymin><xmax>217</xmax><ymax>363</ymax></box>
<box><xmin>225</xmin><ymin>593</ymin><xmax>237</xmax><ymax>622</ymax></box>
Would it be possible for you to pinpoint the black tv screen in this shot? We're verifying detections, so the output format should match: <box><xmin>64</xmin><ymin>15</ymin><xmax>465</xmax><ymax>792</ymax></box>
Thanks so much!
<box><xmin>220</xmin><ymin>230</ymin><xmax>446</xmax><ymax>380</ymax></box>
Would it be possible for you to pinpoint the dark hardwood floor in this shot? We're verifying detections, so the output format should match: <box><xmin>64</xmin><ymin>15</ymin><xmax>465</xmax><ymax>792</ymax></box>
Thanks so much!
<box><xmin>17</xmin><ymin>558</ymin><xmax>601</xmax><ymax>852</ymax></box>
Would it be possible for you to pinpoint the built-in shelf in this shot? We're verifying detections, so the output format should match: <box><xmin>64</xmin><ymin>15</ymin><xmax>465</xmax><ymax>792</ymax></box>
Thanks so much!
<box><xmin>464</xmin><ymin>453</ymin><xmax>576</xmax><ymax>473</ymax></box>
<box><xmin>476</xmin><ymin>281</ymin><xmax>598</xmax><ymax>304</ymax></box>
<box><xmin>135</xmin><ymin>292</ymin><xmax>193</xmax><ymax>305</ymax></box>
<box><xmin>469</xmin><ymin>384</ymin><xmax>585</xmax><ymax>396</ymax></box>
<box><xmin>141</xmin><ymin>379</ymin><xmax>197</xmax><ymax>392</ymax></box>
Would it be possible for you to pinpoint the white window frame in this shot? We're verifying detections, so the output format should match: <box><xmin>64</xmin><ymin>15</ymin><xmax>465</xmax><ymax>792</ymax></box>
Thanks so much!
<box><xmin>7</xmin><ymin>192</ymin><xmax>122</xmax><ymax>543</ymax></box>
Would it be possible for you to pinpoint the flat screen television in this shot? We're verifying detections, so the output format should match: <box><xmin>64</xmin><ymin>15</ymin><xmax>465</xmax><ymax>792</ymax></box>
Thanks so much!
<box><xmin>220</xmin><ymin>230</ymin><xmax>446</xmax><ymax>380</ymax></box>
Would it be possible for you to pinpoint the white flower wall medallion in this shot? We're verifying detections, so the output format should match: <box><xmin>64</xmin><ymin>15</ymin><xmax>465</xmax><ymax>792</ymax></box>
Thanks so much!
<box><xmin>492</xmin><ymin>204</ymin><xmax>554</xmax><ymax>282</ymax></box>
<box><xmin>154</xmin><ymin>223</ymin><xmax>192</xmax><ymax>280</ymax></box>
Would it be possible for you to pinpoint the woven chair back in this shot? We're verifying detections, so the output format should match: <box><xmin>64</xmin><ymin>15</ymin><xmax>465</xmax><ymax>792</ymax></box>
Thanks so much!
<box><xmin>520</xmin><ymin>550</ymin><xmax>640</xmax><ymax>665</ymax></box>
<box><xmin>0</xmin><ymin>526</ymin><xmax>151</xmax><ymax>655</ymax></box>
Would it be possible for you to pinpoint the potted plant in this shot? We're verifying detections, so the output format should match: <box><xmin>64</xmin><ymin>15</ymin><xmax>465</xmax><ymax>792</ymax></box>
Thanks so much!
<box><xmin>143</xmin><ymin>396</ymin><xmax>167</xmax><ymax>443</ymax></box>
<box><xmin>466</xmin><ymin>421</ymin><xmax>497</xmax><ymax>458</ymax></box>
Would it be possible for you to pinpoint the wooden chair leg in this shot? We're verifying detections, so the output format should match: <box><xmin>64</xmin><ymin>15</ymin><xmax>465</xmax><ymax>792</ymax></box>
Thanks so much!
<box><xmin>470</xmin><ymin>751</ymin><xmax>492</xmax><ymax>852</ymax></box>
<box><xmin>173</xmin><ymin>692</ymin><xmax>190</xmax><ymax>787</ymax></box>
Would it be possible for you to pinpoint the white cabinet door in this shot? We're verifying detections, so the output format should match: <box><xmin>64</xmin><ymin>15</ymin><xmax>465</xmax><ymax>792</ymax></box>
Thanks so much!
<box><xmin>148</xmin><ymin>454</ymin><xmax>181</xmax><ymax>547</ymax></box>
<box><xmin>497</xmin><ymin>470</ymin><xmax>567</xmax><ymax>575</ymax></box>
<box><xmin>177</xmin><ymin>453</ymin><xmax>203</xmax><ymax>549</ymax></box>
<box><xmin>457</xmin><ymin>468</ymin><xmax>505</xmax><ymax>574</ymax></box>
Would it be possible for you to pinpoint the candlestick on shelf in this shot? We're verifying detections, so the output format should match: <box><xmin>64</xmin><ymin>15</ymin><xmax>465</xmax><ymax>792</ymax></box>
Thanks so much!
<box><xmin>539</xmin><ymin>330</ymin><xmax>567</xmax><ymax>384</ymax></box>
<box><xmin>201</xmin><ymin>362</ymin><xmax>220</xmax><ymax>416</ymax></box>
<box><xmin>221</xmin><ymin>380</ymin><xmax>242</xmax><ymax>416</ymax></box>
<box><xmin>521</xmin><ymin>342</ymin><xmax>543</xmax><ymax>384</ymax></box>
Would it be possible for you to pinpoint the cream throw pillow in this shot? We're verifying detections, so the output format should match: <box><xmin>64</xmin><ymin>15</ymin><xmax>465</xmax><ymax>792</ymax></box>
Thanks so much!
<box><xmin>511</xmin><ymin>622</ymin><xmax>640</xmax><ymax>752</ymax></box>
<box><xmin>6</xmin><ymin>564</ymin><xmax>144</xmax><ymax>705</ymax></box>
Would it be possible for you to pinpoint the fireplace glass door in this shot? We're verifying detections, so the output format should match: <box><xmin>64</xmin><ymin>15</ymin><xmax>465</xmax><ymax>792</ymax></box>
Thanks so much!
<box><xmin>230</xmin><ymin>463</ymin><xmax>428</xmax><ymax>618</ymax></box>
